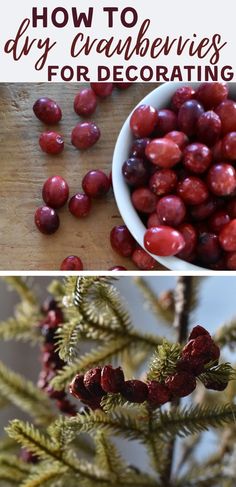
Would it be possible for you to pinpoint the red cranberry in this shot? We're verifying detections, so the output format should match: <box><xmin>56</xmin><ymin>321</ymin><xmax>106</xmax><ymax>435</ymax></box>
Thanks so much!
<box><xmin>189</xmin><ymin>325</ymin><xmax>210</xmax><ymax>340</ymax></box>
<box><xmin>145</xmin><ymin>138</ymin><xmax>182</xmax><ymax>167</ymax></box>
<box><xmin>84</xmin><ymin>367</ymin><xmax>104</xmax><ymax>396</ymax></box>
<box><xmin>122</xmin><ymin>157</ymin><xmax>149</xmax><ymax>187</ymax></box>
<box><xmin>60</xmin><ymin>256</ymin><xmax>83</xmax><ymax>270</ymax></box>
<box><xmin>130</xmin><ymin>105</ymin><xmax>158</xmax><ymax>137</ymax></box>
<box><xmin>90</xmin><ymin>82</ymin><xmax>113</xmax><ymax>98</ymax></box>
<box><xmin>156</xmin><ymin>195</ymin><xmax>186</xmax><ymax>226</ymax></box>
<box><xmin>183</xmin><ymin>143</ymin><xmax>212</xmax><ymax>174</ymax></box>
<box><xmin>197</xmin><ymin>111</ymin><xmax>222</xmax><ymax>146</ymax></box>
<box><xmin>69</xmin><ymin>193</ymin><xmax>91</xmax><ymax>218</ymax></box>
<box><xmin>42</xmin><ymin>176</ymin><xmax>69</xmax><ymax>209</ymax></box>
<box><xmin>101</xmin><ymin>365</ymin><xmax>125</xmax><ymax>393</ymax></box>
<box><xmin>165</xmin><ymin>371</ymin><xmax>196</xmax><ymax>398</ymax></box>
<box><xmin>219</xmin><ymin>219</ymin><xmax>236</xmax><ymax>251</ymax></box>
<box><xmin>108</xmin><ymin>266</ymin><xmax>127</xmax><ymax>270</ymax></box>
<box><xmin>110</xmin><ymin>225</ymin><xmax>136</xmax><ymax>257</ymax></box>
<box><xmin>147</xmin><ymin>381</ymin><xmax>171</xmax><ymax>407</ymax></box>
<box><xmin>34</xmin><ymin>206</ymin><xmax>59</xmax><ymax>235</ymax></box>
<box><xmin>130</xmin><ymin>138</ymin><xmax>150</xmax><ymax>158</ymax></box>
<box><xmin>207</xmin><ymin>163</ymin><xmax>236</xmax><ymax>196</ymax></box>
<box><xmin>70</xmin><ymin>374</ymin><xmax>93</xmax><ymax>402</ymax></box>
<box><xmin>196</xmin><ymin>232</ymin><xmax>222</xmax><ymax>266</ymax></box>
<box><xmin>227</xmin><ymin>199</ymin><xmax>236</xmax><ymax>218</ymax></box>
<box><xmin>215</xmin><ymin>100</ymin><xmax>236</xmax><ymax>135</ymax></box>
<box><xmin>177</xmin><ymin>357</ymin><xmax>205</xmax><ymax>376</ymax></box>
<box><xmin>39</xmin><ymin>131</ymin><xmax>64</xmax><ymax>155</ymax></box>
<box><xmin>182</xmin><ymin>335</ymin><xmax>220</xmax><ymax>364</ymax></box>
<box><xmin>149</xmin><ymin>169</ymin><xmax>177</xmax><ymax>196</ymax></box>
<box><xmin>222</xmin><ymin>132</ymin><xmax>236</xmax><ymax>160</ymax></box>
<box><xmin>154</xmin><ymin>109</ymin><xmax>177</xmax><ymax>136</ymax></box>
<box><xmin>115</xmin><ymin>82</ymin><xmax>132</xmax><ymax>89</ymax></box>
<box><xmin>177</xmin><ymin>177</ymin><xmax>209</xmax><ymax>205</ymax></box>
<box><xmin>144</xmin><ymin>226</ymin><xmax>185</xmax><ymax>256</ymax></box>
<box><xmin>195</xmin><ymin>82</ymin><xmax>228</xmax><ymax>109</ymax></box>
<box><xmin>226</xmin><ymin>252</ymin><xmax>236</xmax><ymax>270</ymax></box>
<box><xmin>147</xmin><ymin>212</ymin><xmax>161</xmax><ymax>228</ymax></box>
<box><xmin>164</xmin><ymin>131</ymin><xmax>189</xmax><ymax>150</ymax></box>
<box><xmin>177</xmin><ymin>224</ymin><xmax>197</xmax><ymax>260</ymax></box>
<box><xmin>212</xmin><ymin>140</ymin><xmax>224</xmax><ymax>161</ymax></box>
<box><xmin>131</xmin><ymin>246</ymin><xmax>156</xmax><ymax>270</ymax></box>
<box><xmin>178</xmin><ymin>99</ymin><xmax>204</xmax><ymax>136</ymax></box>
<box><xmin>82</xmin><ymin>170</ymin><xmax>110</xmax><ymax>197</ymax></box>
<box><xmin>74</xmin><ymin>88</ymin><xmax>97</xmax><ymax>117</ymax></box>
<box><xmin>71</xmin><ymin>122</ymin><xmax>100</xmax><ymax>150</ymax></box>
<box><xmin>121</xmin><ymin>380</ymin><xmax>148</xmax><ymax>403</ymax></box>
<box><xmin>209</xmin><ymin>210</ymin><xmax>230</xmax><ymax>233</ymax></box>
<box><xmin>33</xmin><ymin>97</ymin><xmax>62</xmax><ymax>124</ymax></box>
<box><xmin>131</xmin><ymin>188</ymin><xmax>157</xmax><ymax>213</ymax></box>
<box><xmin>190</xmin><ymin>197</ymin><xmax>222</xmax><ymax>221</ymax></box>
<box><xmin>171</xmin><ymin>86</ymin><xmax>195</xmax><ymax>111</ymax></box>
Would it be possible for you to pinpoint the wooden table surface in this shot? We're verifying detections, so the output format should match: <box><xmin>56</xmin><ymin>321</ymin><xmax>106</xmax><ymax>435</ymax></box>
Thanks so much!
<box><xmin>0</xmin><ymin>82</ymin><xmax>165</xmax><ymax>271</ymax></box>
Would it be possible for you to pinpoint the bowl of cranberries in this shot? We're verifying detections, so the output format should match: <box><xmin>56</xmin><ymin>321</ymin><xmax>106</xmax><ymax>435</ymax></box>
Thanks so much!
<box><xmin>112</xmin><ymin>81</ymin><xmax>236</xmax><ymax>270</ymax></box>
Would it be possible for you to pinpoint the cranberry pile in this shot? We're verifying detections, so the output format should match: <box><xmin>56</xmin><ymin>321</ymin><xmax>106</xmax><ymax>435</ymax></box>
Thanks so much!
<box><xmin>123</xmin><ymin>82</ymin><xmax>236</xmax><ymax>269</ymax></box>
<box><xmin>70</xmin><ymin>325</ymin><xmax>227</xmax><ymax>410</ymax></box>
<box><xmin>37</xmin><ymin>298</ymin><xmax>77</xmax><ymax>415</ymax></box>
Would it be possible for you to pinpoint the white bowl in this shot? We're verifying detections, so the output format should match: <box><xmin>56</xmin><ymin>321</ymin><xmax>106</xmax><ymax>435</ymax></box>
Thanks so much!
<box><xmin>112</xmin><ymin>82</ymin><xmax>236</xmax><ymax>271</ymax></box>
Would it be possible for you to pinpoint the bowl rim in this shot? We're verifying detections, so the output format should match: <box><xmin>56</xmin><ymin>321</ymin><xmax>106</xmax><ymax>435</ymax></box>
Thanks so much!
<box><xmin>112</xmin><ymin>82</ymin><xmax>213</xmax><ymax>272</ymax></box>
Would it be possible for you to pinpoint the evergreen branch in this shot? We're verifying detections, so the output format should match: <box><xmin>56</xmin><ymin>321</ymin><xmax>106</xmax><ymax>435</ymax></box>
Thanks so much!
<box><xmin>0</xmin><ymin>454</ymin><xmax>31</xmax><ymax>474</ymax></box>
<box><xmin>95</xmin><ymin>432</ymin><xmax>127</xmax><ymax>481</ymax></box>
<box><xmin>101</xmin><ymin>394</ymin><xmax>128</xmax><ymax>413</ymax></box>
<box><xmin>0</xmin><ymin>361</ymin><xmax>54</xmax><ymax>423</ymax></box>
<box><xmin>56</xmin><ymin>318</ymin><xmax>83</xmax><ymax>361</ymax></box>
<box><xmin>134</xmin><ymin>277</ymin><xmax>174</xmax><ymax>324</ymax></box>
<box><xmin>214</xmin><ymin>319</ymin><xmax>236</xmax><ymax>348</ymax></box>
<box><xmin>152</xmin><ymin>403</ymin><xmax>236</xmax><ymax>438</ymax></box>
<box><xmin>4</xmin><ymin>277</ymin><xmax>38</xmax><ymax>306</ymax></box>
<box><xmin>147</xmin><ymin>341</ymin><xmax>181</xmax><ymax>382</ymax></box>
<box><xmin>0</xmin><ymin>316</ymin><xmax>41</xmax><ymax>344</ymax></box>
<box><xmin>199</xmin><ymin>363</ymin><xmax>236</xmax><ymax>386</ymax></box>
<box><xmin>19</xmin><ymin>463</ymin><xmax>66</xmax><ymax>487</ymax></box>
<box><xmin>0</xmin><ymin>437</ymin><xmax>17</xmax><ymax>453</ymax></box>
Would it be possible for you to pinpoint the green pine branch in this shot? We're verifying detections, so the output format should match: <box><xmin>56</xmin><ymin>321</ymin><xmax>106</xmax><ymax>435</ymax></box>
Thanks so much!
<box><xmin>147</xmin><ymin>341</ymin><xmax>181</xmax><ymax>382</ymax></box>
<box><xmin>0</xmin><ymin>315</ymin><xmax>42</xmax><ymax>344</ymax></box>
<box><xmin>133</xmin><ymin>277</ymin><xmax>174</xmax><ymax>324</ymax></box>
<box><xmin>19</xmin><ymin>462</ymin><xmax>66</xmax><ymax>487</ymax></box>
<box><xmin>3</xmin><ymin>277</ymin><xmax>38</xmax><ymax>306</ymax></box>
<box><xmin>198</xmin><ymin>363</ymin><xmax>236</xmax><ymax>386</ymax></box>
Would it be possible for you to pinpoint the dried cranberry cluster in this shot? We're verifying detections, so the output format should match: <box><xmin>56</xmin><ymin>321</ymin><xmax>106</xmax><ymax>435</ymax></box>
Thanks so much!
<box><xmin>70</xmin><ymin>326</ymin><xmax>227</xmax><ymax>410</ymax></box>
<box><xmin>122</xmin><ymin>82</ymin><xmax>236</xmax><ymax>269</ymax></box>
<box><xmin>37</xmin><ymin>299</ymin><xmax>77</xmax><ymax>416</ymax></box>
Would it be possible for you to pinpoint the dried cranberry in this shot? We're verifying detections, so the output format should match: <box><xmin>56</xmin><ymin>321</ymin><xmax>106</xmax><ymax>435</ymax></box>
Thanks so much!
<box><xmin>83</xmin><ymin>367</ymin><xmax>104</xmax><ymax>397</ymax></box>
<box><xmin>165</xmin><ymin>371</ymin><xmax>196</xmax><ymax>397</ymax></box>
<box><xmin>204</xmin><ymin>379</ymin><xmax>228</xmax><ymax>391</ymax></box>
<box><xmin>70</xmin><ymin>374</ymin><xmax>93</xmax><ymax>402</ymax></box>
<box><xmin>189</xmin><ymin>325</ymin><xmax>210</xmax><ymax>340</ymax></box>
<box><xmin>121</xmin><ymin>380</ymin><xmax>148</xmax><ymax>403</ymax></box>
<box><xmin>101</xmin><ymin>365</ymin><xmax>125</xmax><ymax>393</ymax></box>
<box><xmin>147</xmin><ymin>381</ymin><xmax>171</xmax><ymax>407</ymax></box>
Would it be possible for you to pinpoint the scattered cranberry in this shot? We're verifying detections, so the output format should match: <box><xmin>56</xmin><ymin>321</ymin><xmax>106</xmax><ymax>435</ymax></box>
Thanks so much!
<box><xmin>156</xmin><ymin>195</ymin><xmax>186</xmax><ymax>226</ymax></box>
<box><xmin>171</xmin><ymin>86</ymin><xmax>195</xmax><ymax>111</ymax></box>
<box><xmin>71</xmin><ymin>122</ymin><xmax>100</xmax><ymax>150</ymax></box>
<box><xmin>144</xmin><ymin>226</ymin><xmax>185</xmax><ymax>256</ymax></box>
<box><xmin>145</xmin><ymin>138</ymin><xmax>182</xmax><ymax>167</ymax></box>
<box><xmin>74</xmin><ymin>88</ymin><xmax>97</xmax><ymax>117</ymax></box>
<box><xmin>177</xmin><ymin>177</ymin><xmax>209</xmax><ymax>205</ymax></box>
<box><xmin>34</xmin><ymin>206</ymin><xmax>60</xmax><ymax>235</ymax></box>
<box><xmin>110</xmin><ymin>225</ymin><xmax>136</xmax><ymax>257</ymax></box>
<box><xmin>149</xmin><ymin>169</ymin><xmax>177</xmax><ymax>196</ymax></box>
<box><xmin>164</xmin><ymin>131</ymin><xmax>189</xmax><ymax>150</ymax></box>
<box><xmin>33</xmin><ymin>97</ymin><xmax>62</xmax><ymax>124</ymax></box>
<box><xmin>154</xmin><ymin>109</ymin><xmax>177</xmax><ymax>136</ymax></box>
<box><xmin>39</xmin><ymin>131</ymin><xmax>64</xmax><ymax>155</ymax></box>
<box><xmin>90</xmin><ymin>82</ymin><xmax>113</xmax><ymax>98</ymax></box>
<box><xmin>178</xmin><ymin>99</ymin><xmax>204</xmax><ymax>136</ymax></box>
<box><xmin>60</xmin><ymin>256</ymin><xmax>83</xmax><ymax>270</ymax></box>
<box><xmin>130</xmin><ymin>105</ymin><xmax>158</xmax><ymax>137</ymax></box>
<box><xmin>42</xmin><ymin>176</ymin><xmax>69</xmax><ymax>209</ymax></box>
<box><xmin>122</xmin><ymin>157</ymin><xmax>149</xmax><ymax>187</ymax></box>
<box><xmin>207</xmin><ymin>163</ymin><xmax>236</xmax><ymax>196</ymax></box>
<box><xmin>131</xmin><ymin>246</ymin><xmax>156</xmax><ymax>270</ymax></box>
<box><xmin>197</xmin><ymin>111</ymin><xmax>222</xmax><ymax>146</ymax></box>
<box><xmin>82</xmin><ymin>170</ymin><xmax>110</xmax><ymax>198</ymax></box>
<box><xmin>216</xmin><ymin>100</ymin><xmax>236</xmax><ymax>134</ymax></box>
<box><xmin>219</xmin><ymin>220</ymin><xmax>236</xmax><ymax>251</ymax></box>
<box><xmin>69</xmin><ymin>193</ymin><xmax>91</xmax><ymax>218</ymax></box>
<box><xmin>131</xmin><ymin>188</ymin><xmax>157</xmax><ymax>213</ymax></box>
<box><xmin>195</xmin><ymin>82</ymin><xmax>228</xmax><ymax>109</ymax></box>
<box><xmin>183</xmin><ymin>143</ymin><xmax>212</xmax><ymax>174</ymax></box>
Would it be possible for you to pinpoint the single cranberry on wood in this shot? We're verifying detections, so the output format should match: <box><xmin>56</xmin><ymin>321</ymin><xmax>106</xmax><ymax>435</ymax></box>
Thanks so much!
<box><xmin>110</xmin><ymin>225</ymin><xmax>136</xmax><ymax>257</ymax></box>
<box><xmin>33</xmin><ymin>97</ymin><xmax>62</xmax><ymax>124</ymax></box>
<box><xmin>60</xmin><ymin>256</ymin><xmax>83</xmax><ymax>271</ymax></box>
<box><xmin>71</xmin><ymin>122</ymin><xmax>100</xmax><ymax>150</ymax></box>
<box><xmin>42</xmin><ymin>176</ymin><xmax>69</xmax><ymax>209</ymax></box>
<box><xmin>39</xmin><ymin>131</ymin><xmax>64</xmax><ymax>155</ymax></box>
<box><xmin>34</xmin><ymin>206</ymin><xmax>60</xmax><ymax>235</ymax></box>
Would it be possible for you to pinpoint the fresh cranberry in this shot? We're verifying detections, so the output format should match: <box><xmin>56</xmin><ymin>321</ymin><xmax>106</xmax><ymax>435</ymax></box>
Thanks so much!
<box><xmin>212</xmin><ymin>140</ymin><xmax>224</xmax><ymax>161</ymax></box>
<box><xmin>101</xmin><ymin>365</ymin><xmax>125</xmax><ymax>393</ymax></box>
<box><xmin>74</xmin><ymin>88</ymin><xmax>97</xmax><ymax>117</ymax></box>
<box><xmin>130</xmin><ymin>138</ymin><xmax>150</xmax><ymax>158</ymax></box>
<box><xmin>177</xmin><ymin>224</ymin><xmax>197</xmax><ymax>260</ymax></box>
<box><xmin>131</xmin><ymin>246</ymin><xmax>156</xmax><ymax>270</ymax></box>
<box><xmin>165</xmin><ymin>371</ymin><xmax>196</xmax><ymax>398</ymax></box>
<box><xmin>189</xmin><ymin>198</ymin><xmax>222</xmax><ymax>221</ymax></box>
<box><xmin>154</xmin><ymin>109</ymin><xmax>177</xmax><ymax>136</ymax></box>
<box><xmin>147</xmin><ymin>212</ymin><xmax>161</xmax><ymax>228</ymax></box>
<box><xmin>197</xmin><ymin>111</ymin><xmax>222</xmax><ymax>146</ymax></box>
<box><xmin>209</xmin><ymin>210</ymin><xmax>230</xmax><ymax>233</ymax></box>
<box><xmin>222</xmin><ymin>132</ymin><xmax>236</xmax><ymax>160</ymax></box>
<box><xmin>145</xmin><ymin>138</ymin><xmax>182</xmax><ymax>167</ymax></box>
<box><xmin>177</xmin><ymin>177</ymin><xmax>209</xmax><ymax>205</ymax></box>
<box><xmin>90</xmin><ymin>82</ymin><xmax>113</xmax><ymax>97</ymax></box>
<box><xmin>144</xmin><ymin>226</ymin><xmax>185</xmax><ymax>256</ymax></box>
<box><xmin>121</xmin><ymin>380</ymin><xmax>148</xmax><ymax>403</ymax></box>
<box><xmin>82</xmin><ymin>170</ymin><xmax>110</xmax><ymax>197</ymax></box>
<box><xmin>71</xmin><ymin>122</ymin><xmax>100</xmax><ymax>150</ymax></box>
<box><xmin>219</xmin><ymin>220</ymin><xmax>236</xmax><ymax>251</ymax></box>
<box><xmin>156</xmin><ymin>195</ymin><xmax>186</xmax><ymax>226</ymax></box>
<box><xmin>34</xmin><ymin>206</ymin><xmax>59</xmax><ymax>235</ymax></box>
<box><xmin>33</xmin><ymin>97</ymin><xmax>62</xmax><ymax>124</ymax></box>
<box><xmin>195</xmin><ymin>82</ymin><xmax>228</xmax><ymax>109</ymax></box>
<box><xmin>227</xmin><ymin>200</ymin><xmax>236</xmax><ymax>218</ymax></box>
<box><xmin>147</xmin><ymin>381</ymin><xmax>171</xmax><ymax>407</ymax></box>
<box><xmin>164</xmin><ymin>131</ymin><xmax>189</xmax><ymax>150</ymax></box>
<box><xmin>183</xmin><ymin>143</ymin><xmax>212</xmax><ymax>174</ymax></box>
<box><xmin>207</xmin><ymin>163</ymin><xmax>236</xmax><ymax>196</ymax></box>
<box><xmin>69</xmin><ymin>193</ymin><xmax>91</xmax><ymax>218</ymax></box>
<box><xmin>42</xmin><ymin>176</ymin><xmax>69</xmax><ymax>209</ymax></box>
<box><xmin>215</xmin><ymin>100</ymin><xmax>236</xmax><ymax>134</ymax></box>
<box><xmin>196</xmin><ymin>232</ymin><xmax>222</xmax><ymax>266</ymax></box>
<box><xmin>131</xmin><ymin>188</ymin><xmax>157</xmax><ymax>213</ymax></box>
<box><xmin>122</xmin><ymin>157</ymin><xmax>149</xmax><ymax>187</ymax></box>
<box><xmin>110</xmin><ymin>225</ymin><xmax>136</xmax><ymax>257</ymax></box>
<box><xmin>149</xmin><ymin>169</ymin><xmax>177</xmax><ymax>196</ymax></box>
<box><xmin>60</xmin><ymin>256</ymin><xmax>83</xmax><ymax>270</ymax></box>
<box><xmin>130</xmin><ymin>105</ymin><xmax>158</xmax><ymax>137</ymax></box>
<box><xmin>178</xmin><ymin>99</ymin><xmax>204</xmax><ymax>136</ymax></box>
<box><xmin>39</xmin><ymin>131</ymin><xmax>64</xmax><ymax>155</ymax></box>
<box><xmin>171</xmin><ymin>86</ymin><xmax>195</xmax><ymax>111</ymax></box>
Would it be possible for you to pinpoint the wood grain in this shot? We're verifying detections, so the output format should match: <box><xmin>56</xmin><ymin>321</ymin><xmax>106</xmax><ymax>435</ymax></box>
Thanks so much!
<box><xmin>0</xmin><ymin>82</ymin><xmax>165</xmax><ymax>271</ymax></box>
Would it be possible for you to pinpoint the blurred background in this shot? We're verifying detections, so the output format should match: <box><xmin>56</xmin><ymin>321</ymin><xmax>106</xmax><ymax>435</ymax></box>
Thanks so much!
<box><xmin>0</xmin><ymin>275</ymin><xmax>235</xmax><ymax>470</ymax></box>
